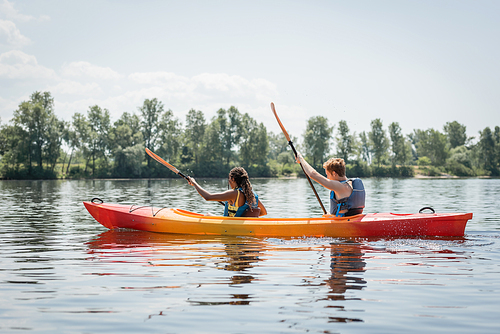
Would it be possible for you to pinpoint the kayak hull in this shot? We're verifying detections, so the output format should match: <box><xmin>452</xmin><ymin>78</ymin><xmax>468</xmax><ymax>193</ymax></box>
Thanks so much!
<box><xmin>83</xmin><ymin>201</ymin><xmax>472</xmax><ymax>238</ymax></box>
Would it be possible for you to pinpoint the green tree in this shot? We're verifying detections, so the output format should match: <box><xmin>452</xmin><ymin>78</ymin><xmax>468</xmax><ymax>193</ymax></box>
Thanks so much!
<box><xmin>0</xmin><ymin>92</ymin><xmax>64</xmax><ymax>178</ymax></box>
<box><xmin>239</xmin><ymin>114</ymin><xmax>269</xmax><ymax>168</ymax></box>
<box><xmin>412</xmin><ymin>128</ymin><xmax>449</xmax><ymax>166</ymax></box>
<box><xmin>139</xmin><ymin>98</ymin><xmax>164</xmax><ymax>167</ymax></box>
<box><xmin>109</xmin><ymin>112</ymin><xmax>144</xmax><ymax>177</ymax></box>
<box><xmin>446</xmin><ymin>146</ymin><xmax>474</xmax><ymax>176</ymax></box>
<box><xmin>277</xmin><ymin>151</ymin><xmax>295</xmax><ymax>174</ymax></box>
<box><xmin>71</xmin><ymin>112</ymin><xmax>90</xmax><ymax>174</ymax></box>
<box><xmin>63</xmin><ymin>116</ymin><xmax>81</xmax><ymax>175</ymax></box>
<box><xmin>184</xmin><ymin>109</ymin><xmax>206</xmax><ymax>165</ymax></box>
<box><xmin>87</xmin><ymin>105</ymin><xmax>111</xmax><ymax>176</ymax></box>
<box><xmin>443</xmin><ymin>121</ymin><xmax>467</xmax><ymax>149</ymax></box>
<box><xmin>358</xmin><ymin>131</ymin><xmax>371</xmax><ymax>164</ymax></box>
<box><xmin>202</xmin><ymin>116</ymin><xmax>225</xmax><ymax>165</ymax></box>
<box><xmin>368</xmin><ymin>118</ymin><xmax>389</xmax><ymax>166</ymax></box>
<box><xmin>11</xmin><ymin>103</ymin><xmax>36</xmax><ymax>173</ymax></box>
<box><xmin>0</xmin><ymin>121</ymin><xmax>25</xmax><ymax>172</ymax></box>
<box><xmin>388</xmin><ymin>122</ymin><xmax>409</xmax><ymax>166</ymax></box>
<box><xmin>157</xmin><ymin>109</ymin><xmax>182</xmax><ymax>164</ymax></box>
<box><xmin>478</xmin><ymin>127</ymin><xmax>498</xmax><ymax>175</ymax></box>
<box><xmin>44</xmin><ymin>114</ymin><xmax>66</xmax><ymax>172</ymax></box>
<box><xmin>335</xmin><ymin>120</ymin><xmax>353</xmax><ymax>164</ymax></box>
<box><xmin>267</xmin><ymin>131</ymin><xmax>289</xmax><ymax>161</ymax></box>
<box><xmin>110</xmin><ymin>112</ymin><xmax>142</xmax><ymax>150</ymax></box>
<box><xmin>303</xmin><ymin>116</ymin><xmax>333</xmax><ymax>166</ymax></box>
<box><xmin>495</xmin><ymin>126</ymin><xmax>500</xmax><ymax>171</ymax></box>
<box><xmin>10</xmin><ymin>92</ymin><xmax>61</xmax><ymax>176</ymax></box>
<box><xmin>216</xmin><ymin>106</ymin><xmax>243</xmax><ymax>166</ymax></box>
<box><xmin>0</xmin><ymin>117</ymin><xmax>4</xmax><ymax>156</ymax></box>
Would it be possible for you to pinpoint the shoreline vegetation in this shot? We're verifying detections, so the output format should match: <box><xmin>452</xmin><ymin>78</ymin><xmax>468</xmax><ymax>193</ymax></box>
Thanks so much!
<box><xmin>1</xmin><ymin>167</ymin><xmax>497</xmax><ymax>181</ymax></box>
<box><xmin>1</xmin><ymin>91</ymin><xmax>499</xmax><ymax>180</ymax></box>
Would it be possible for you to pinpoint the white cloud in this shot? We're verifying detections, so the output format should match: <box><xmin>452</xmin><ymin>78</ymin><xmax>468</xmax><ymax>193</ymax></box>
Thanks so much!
<box><xmin>129</xmin><ymin>71</ymin><xmax>278</xmax><ymax>103</ymax></box>
<box><xmin>61</xmin><ymin>61</ymin><xmax>123</xmax><ymax>80</ymax></box>
<box><xmin>128</xmin><ymin>72</ymin><xmax>190</xmax><ymax>86</ymax></box>
<box><xmin>0</xmin><ymin>0</ymin><xmax>49</xmax><ymax>22</ymax></box>
<box><xmin>0</xmin><ymin>94</ymin><xmax>24</xmax><ymax>122</ymax></box>
<box><xmin>0</xmin><ymin>50</ymin><xmax>56</xmax><ymax>79</ymax></box>
<box><xmin>0</xmin><ymin>19</ymin><xmax>30</xmax><ymax>46</ymax></box>
<box><xmin>52</xmin><ymin>72</ymin><xmax>280</xmax><ymax>124</ymax></box>
<box><xmin>54</xmin><ymin>91</ymin><xmax>145</xmax><ymax>122</ymax></box>
<box><xmin>47</xmin><ymin>80</ymin><xmax>102</xmax><ymax>96</ymax></box>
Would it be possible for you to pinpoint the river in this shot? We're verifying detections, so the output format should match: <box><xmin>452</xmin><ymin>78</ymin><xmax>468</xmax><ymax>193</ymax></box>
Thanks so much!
<box><xmin>1</xmin><ymin>178</ymin><xmax>499</xmax><ymax>333</ymax></box>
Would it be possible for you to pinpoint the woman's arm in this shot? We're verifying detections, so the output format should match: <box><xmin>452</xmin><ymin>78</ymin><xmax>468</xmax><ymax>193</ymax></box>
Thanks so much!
<box><xmin>188</xmin><ymin>177</ymin><xmax>237</xmax><ymax>202</ymax></box>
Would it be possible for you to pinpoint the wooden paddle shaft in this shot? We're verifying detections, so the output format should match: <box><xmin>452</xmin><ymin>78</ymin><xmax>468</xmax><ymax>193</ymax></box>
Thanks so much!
<box><xmin>270</xmin><ymin>103</ymin><xmax>327</xmax><ymax>214</ymax></box>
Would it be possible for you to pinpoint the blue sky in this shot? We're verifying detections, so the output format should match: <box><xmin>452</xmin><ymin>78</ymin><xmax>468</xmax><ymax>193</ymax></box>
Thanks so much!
<box><xmin>1</xmin><ymin>0</ymin><xmax>499</xmax><ymax>143</ymax></box>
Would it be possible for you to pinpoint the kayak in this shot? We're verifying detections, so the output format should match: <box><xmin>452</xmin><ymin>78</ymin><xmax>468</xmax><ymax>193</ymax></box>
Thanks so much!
<box><xmin>83</xmin><ymin>200</ymin><xmax>473</xmax><ymax>238</ymax></box>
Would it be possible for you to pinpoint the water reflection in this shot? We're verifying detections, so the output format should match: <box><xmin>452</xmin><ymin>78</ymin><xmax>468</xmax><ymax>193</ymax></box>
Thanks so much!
<box><xmin>87</xmin><ymin>230</ymin><xmax>265</xmax><ymax>306</ymax></box>
<box><xmin>324</xmin><ymin>240</ymin><xmax>367</xmax><ymax>323</ymax></box>
<box><xmin>327</xmin><ymin>240</ymin><xmax>367</xmax><ymax>297</ymax></box>
<box><xmin>87</xmin><ymin>229</ymin><xmax>207</xmax><ymax>249</ymax></box>
<box><xmin>215</xmin><ymin>241</ymin><xmax>264</xmax><ymax>305</ymax></box>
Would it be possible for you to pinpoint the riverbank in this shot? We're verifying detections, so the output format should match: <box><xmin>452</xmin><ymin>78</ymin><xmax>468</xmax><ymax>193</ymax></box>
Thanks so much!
<box><xmin>1</xmin><ymin>165</ymin><xmax>496</xmax><ymax>181</ymax></box>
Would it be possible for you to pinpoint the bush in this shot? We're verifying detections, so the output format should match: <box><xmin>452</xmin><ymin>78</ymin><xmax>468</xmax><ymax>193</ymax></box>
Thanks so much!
<box><xmin>282</xmin><ymin>165</ymin><xmax>294</xmax><ymax>176</ymax></box>
<box><xmin>68</xmin><ymin>166</ymin><xmax>91</xmax><ymax>178</ymax></box>
<box><xmin>418</xmin><ymin>156</ymin><xmax>432</xmax><ymax>166</ymax></box>
<box><xmin>399</xmin><ymin>166</ymin><xmax>414</xmax><ymax>177</ymax></box>
<box><xmin>2</xmin><ymin>166</ymin><xmax>57</xmax><ymax>179</ymax></box>
<box><xmin>267</xmin><ymin>160</ymin><xmax>280</xmax><ymax>177</ymax></box>
<box><xmin>372</xmin><ymin>166</ymin><xmax>392</xmax><ymax>177</ymax></box>
<box><xmin>473</xmin><ymin>167</ymin><xmax>491</xmax><ymax>177</ymax></box>
<box><xmin>446</xmin><ymin>160</ymin><xmax>475</xmax><ymax>176</ymax></box>
<box><xmin>346</xmin><ymin>161</ymin><xmax>371</xmax><ymax>177</ymax></box>
<box><xmin>419</xmin><ymin>165</ymin><xmax>442</xmax><ymax>176</ymax></box>
<box><xmin>246</xmin><ymin>164</ymin><xmax>272</xmax><ymax>177</ymax></box>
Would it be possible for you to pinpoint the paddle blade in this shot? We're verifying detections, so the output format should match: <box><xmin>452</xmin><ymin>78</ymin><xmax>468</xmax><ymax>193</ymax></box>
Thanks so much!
<box><xmin>145</xmin><ymin>148</ymin><xmax>179</xmax><ymax>174</ymax></box>
<box><xmin>270</xmin><ymin>102</ymin><xmax>291</xmax><ymax>142</ymax></box>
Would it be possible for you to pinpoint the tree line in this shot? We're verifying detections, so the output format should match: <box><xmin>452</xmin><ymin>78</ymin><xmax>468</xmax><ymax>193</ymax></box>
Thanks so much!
<box><xmin>1</xmin><ymin>91</ymin><xmax>499</xmax><ymax>179</ymax></box>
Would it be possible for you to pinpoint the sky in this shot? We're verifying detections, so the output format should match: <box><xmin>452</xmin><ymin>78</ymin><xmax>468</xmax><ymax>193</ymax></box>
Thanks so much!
<box><xmin>1</xmin><ymin>0</ymin><xmax>499</xmax><ymax>144</ymax></box>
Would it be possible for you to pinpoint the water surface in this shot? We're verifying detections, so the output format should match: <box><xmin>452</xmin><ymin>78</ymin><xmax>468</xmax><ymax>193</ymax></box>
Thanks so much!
<box><xmin>1</xmin><ymin>178</ymin><xmax>499</xmax><ymax>333</ymax></box>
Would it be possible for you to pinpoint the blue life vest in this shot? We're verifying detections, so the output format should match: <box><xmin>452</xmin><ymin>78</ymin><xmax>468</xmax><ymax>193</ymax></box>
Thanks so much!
<box><xmin>330</xmin><ymin>178</ymin><xmax>365</xmax><ymax>217</ymax></box>
<box><xmin>223</xmin><ymin>188</ymin><xmax>259</xmax><ymax>217</ymax></box>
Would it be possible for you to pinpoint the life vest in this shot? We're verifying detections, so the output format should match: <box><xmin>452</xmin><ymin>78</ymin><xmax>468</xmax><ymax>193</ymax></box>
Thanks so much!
<box><xmin>330</xmin><ymin>178</ymin><xmax>365</xmax><ymax>217</ymax></box>
<box><xmin>223</xmin><ymin>188</ymin><xmax>259</xmax><ymax>217</ymax></box>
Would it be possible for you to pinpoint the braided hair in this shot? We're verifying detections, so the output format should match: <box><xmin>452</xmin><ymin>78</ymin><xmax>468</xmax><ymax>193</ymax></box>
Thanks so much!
<box><xmin>229</xmin><ymin>167</ymin><xmax>256</xmax><ymax>209</ymax></box>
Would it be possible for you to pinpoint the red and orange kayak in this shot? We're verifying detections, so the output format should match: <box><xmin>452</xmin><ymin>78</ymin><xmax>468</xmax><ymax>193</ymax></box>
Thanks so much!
<box><xmin>83</xmin><ymin>200</ymin><xmax>472</xmax><ymax>238</ymax></box>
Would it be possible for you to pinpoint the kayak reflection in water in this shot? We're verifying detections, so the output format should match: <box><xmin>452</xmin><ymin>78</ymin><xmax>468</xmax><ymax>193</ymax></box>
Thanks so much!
<box><xmin>295</xmin><ymin>153</ymin><xmax>365</xmax><ymax>217</ymax></box>
<box><xmin>188</xmin><ymin>167</ymin><xmax>267</xmax><ymax>217</ymax></box>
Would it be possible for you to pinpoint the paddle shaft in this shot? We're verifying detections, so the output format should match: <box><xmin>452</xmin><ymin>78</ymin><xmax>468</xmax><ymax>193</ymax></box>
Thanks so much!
<box><xmin>270</xmin><ymin>103</ymin><xmax>327</xmax><ymax>214</ymax></box>
<box><xmin>145</xmin><ymin>148</ymin><xmax>224</xmax><ymax>206</ymax></box>
<box><xmin>288</xmin><ymin>140</ymin><xmax>327</xmax><ymax>215</ymax></box>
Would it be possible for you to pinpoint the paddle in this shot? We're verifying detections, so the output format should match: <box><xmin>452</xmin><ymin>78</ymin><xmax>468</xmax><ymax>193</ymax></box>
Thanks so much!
<box><xmin>145</xmin><ymin>148</ymin><xmax>224</xmax><ymax>206</ymax></box>
<box><xmin>270</xmin><ymin>102</ymin><xmax>327</xmax><ymax>214</ymax></box>
<box><xmin>146</xmin><ymin>148</ymin><xmax>191</xmax><ymax>181</ymax></box>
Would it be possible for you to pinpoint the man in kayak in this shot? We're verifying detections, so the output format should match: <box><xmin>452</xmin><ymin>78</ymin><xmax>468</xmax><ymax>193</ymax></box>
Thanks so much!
<box><xmin>188</xmin><ymin>167</ymin><xmax>267</xmax><ymax>217</ymax></box>
<box><xmin>295</xmin><ymin>153</ymin><xmax>365</xmax><ymax>217</ymax></box>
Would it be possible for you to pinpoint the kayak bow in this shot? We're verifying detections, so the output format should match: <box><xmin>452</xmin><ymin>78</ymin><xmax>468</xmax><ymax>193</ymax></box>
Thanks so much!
<box><xmin>83</xmin><ymin>200</ymin><xmax>472</xmax><ymax>238</ymax></box>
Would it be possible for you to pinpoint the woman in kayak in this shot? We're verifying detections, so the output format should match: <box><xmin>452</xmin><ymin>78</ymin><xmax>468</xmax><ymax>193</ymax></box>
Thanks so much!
<box><xmin>295</xmin><ymin>152</ymin><xmax>365</xmax><ymax>217</ymax></box>
<box><xmin>188</xmin><ymin>167</ymin><xmax>267</xmax><ymax>217</ymax></box>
